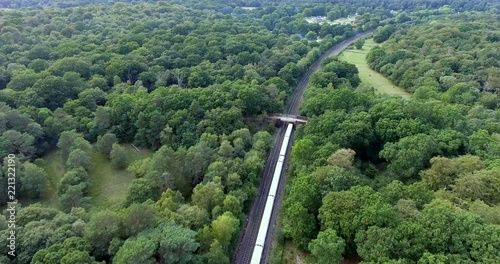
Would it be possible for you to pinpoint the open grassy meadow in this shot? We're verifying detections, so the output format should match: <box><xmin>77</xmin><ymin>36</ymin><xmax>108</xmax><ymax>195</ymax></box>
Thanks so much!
<box><xmin>35</xmin><ymin>144</ymin><xmax>152</xmax><ymax>211</ymax></box>
<box><xmin>88</xmin><ymin>144</ymin><xmax>152</xmax><ymax>210</ymax></box>
<box><xmin>339</xmin><ymin>39</ymin><xmax>410</xmax><ymax>98</ymax></box>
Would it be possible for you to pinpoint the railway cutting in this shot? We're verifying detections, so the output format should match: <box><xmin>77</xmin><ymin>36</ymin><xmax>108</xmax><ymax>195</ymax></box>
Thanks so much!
<box><xmin>232</xmin><ymin>31</ymin><xmax>374</xmax><ymax>264</ymax></box>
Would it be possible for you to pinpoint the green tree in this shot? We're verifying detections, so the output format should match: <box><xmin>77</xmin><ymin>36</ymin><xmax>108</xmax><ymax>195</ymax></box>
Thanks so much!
<box><xmin>84</xmin><ymin>210</ymin><xmax>122</xmax><ymax>259</ymax></box>
<box><xmin>222</xmin><ymin>195</ymin><xmax>242</xmax><ymax>217</ymax></box>
<box><xmin>48</xmin><ymin>57</ymin><xmax>91</xmax><ymax>79</ymax></box>
<box><xmin>0</xmin><ymin>130</ymin><xmax>35</xmax><ymax>158</ymax></box>
<box><xmin>154</xmin><ymin>221</ymin><xmax>199</xmax><ymax>264</ymax></box>
<box><xmin>211</xmin><ymin>212</ymin><xmax>240</xmax><ymax>252</ymax></box>
<box><xmin>355</xmin><ymin>226</ymin><xmax>399</xmax><ymax>262</ymax></box>
<box><xmin>217</xmin><ymin>140</ymin><xmax>235</xmax><ymax>160</ymax></box>
<box><xmin>59</xmin><ymin>183</ymin><xmax>91</xmax><ymax>212</ymax></box>
<box><xmin>373</xmin><ymin>25</ymin><xmax>396</xmax><ymax>43</ymax></box>
<box><xmin>319</xmin><ymin>186</ymin><xmax>397</xmax><ymax>254</ymax></box>
<box><xmin>6</xmin><ymin>71</ymin><xmax>39</xmax><ymax>91</ymax></box>
<box><xmin>105</xmin><ymin>55</ymin><xmax>147</xmax><ymax>83</ymax></box>
<box><xmin>207</xmin><ymin>240</ymin><xmax>229</xmax><ymax>264</ymax></box>
<box><xmin>20</xmin><ymin>162</ymin><xmax>48</xmax><ymax>199</ymax></box>
<box><xmin>380</xmin><ymin>180</ymin><xmax>433</xmax><ymax>209</ymax></box>
<box><xmin>284</xmin><ymin>202</ymin><xmax>318</xmax><ymax>249</ymax></box>
<box><xmin>66</xmin><ymin>148</ymin><xmax>92</xmax><ymax>171</ymax></box>
<box><xmin>122</xmin><ymin>203</ymin><xmax>156</xmax><ymax>237</ymax></box>
<box><xmin>28</xmin><ymin>45</ymin><xmax>52</xmax><ymax>60</ymax></box>
<box><xmin>283</xmin><ymin>174</ymin><xmax>322</xmax><ymax>249</ymax></box>
<box><xmin>176</xmin><ymin>204</ymin><xmax>209</xmax><ymax>230</ymax></box>
<box><xmin>113</xmin><ymin>236</ymin><xmax>156</xmax><ymax>264</ymax></box>
<box><xmin>124</xmin><ymin>178</ymin><xmax>159</xmax><ymax>206</ymax></box>
<box><xmin>61</xmin><ymin>250</ymin><xmax>100</xmax><ymax>264</ymax></box>
<box><xmin>91</xmin><ymin>106</ymin><xmax>112</xmax><ymax>136</ymax></box>
<box><xmin>96</xmin><ymin>133</ymin><xmax>118</xmax><ymax>157</ymax></box>
<box><xmin>421</xmin><ymin>155</ymin><xmax>484</xmax><ymax>190</ymax></box>
<box><xmin>380</xmin><ymin>134</ymin><xmax>439</xmax><ymax>180</ymax></box>
<box><xmin>453</xmin><ymin>169</ymin><xmax>500</xmax><ymax>205</ymax></box>
<box><xmin>59</xmin><ymin>167</ymin><xmax>90</xmax><ymax>195</ymax></box>
<box><xmin>466</xmin><ymin>224</ymin><xmax>500</xmax><ymax>263</ymax></box>
<box><xmin>416</xmin><ymin>200</ymin><xmax>482</xmax><ymax>257</ymax></box>
<box><xmin>354</xmin><ymin>39</ymin><xmax>365</xmax><ymax>50</ymax></box>
<box><xmin>110</xmin><ymin>143</ymin><xmax>128</xmax><ymax>170</ymax></box>
<box><xmin>314</xmin><ymin>166</ymin><xmax>361</xmax><ymax>195</ymax></box>
<box><xmin>305</xmin><ymin>31</ymin><xmax>318</xmax><ymax>41</ymax></box>
<box><xmin>32</xmin><ymin>74</ymin><xmax>82</xmax><ymax>110</ymax></box>
<box><xmin>468</xmin><ymin>200</ymin><xmax>500</xmax><ymax>225</ymax></box>
<box><xmin>308</xmin><ymin>229</ymin><xmax>346</xmax><ymax>264</ymax></box>
<box><xmin>468</xmin><ymin>129</ymin><xmax>499</xmax><ymax>159</ymax></box>
<box><xmin>72</xmin><ymin>137</ymin><xmax>93</xmax><ymax>154</ymax></box>
<box><xmin>32</xmin><ymin>237</ymin><xmax>99</xmax><ymax>264</ymax></box>
<box><xmin>191</xmin><ymin>181</ymin><xmax>225</xmax><ymax>216</ymax></box>
<box><xmin>57</xmin><ymin>130</ymin><xmax>79</xmax><ymax>162</ymax></box>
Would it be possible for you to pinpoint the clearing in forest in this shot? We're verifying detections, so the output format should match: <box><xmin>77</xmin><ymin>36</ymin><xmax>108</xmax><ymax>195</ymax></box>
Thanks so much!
<box><xmin>36</xmin><ymin>144</ymin><xmax>152</xmax><ymax>210</ymax></box>
<box><xmin>88</xmin><ymin>144</ymin><xmax>152</xmax><ymax>209</ymax></box>
<box><xmin>339</xmin><ymin>39</ymin><xmax>410</xmax><ymax>98</ymax></box>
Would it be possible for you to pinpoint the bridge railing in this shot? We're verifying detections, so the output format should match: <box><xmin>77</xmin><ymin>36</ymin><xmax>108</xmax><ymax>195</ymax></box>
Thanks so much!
<box><xmin>268</xmin><ymin>113</ymin><xmax>308</xmax><ymax>120</ymax></box>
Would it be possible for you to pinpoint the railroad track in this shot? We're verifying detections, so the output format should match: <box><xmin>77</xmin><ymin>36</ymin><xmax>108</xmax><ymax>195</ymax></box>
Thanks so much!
<box><xmin>286</xmin><ymin>31</ymin><xmax>375</xmax><ymax>115</ymax></box>
<box><xmin>232</xmin><ymin>31</ymin><xmax>374</xmax><ymax>264</ymax></box>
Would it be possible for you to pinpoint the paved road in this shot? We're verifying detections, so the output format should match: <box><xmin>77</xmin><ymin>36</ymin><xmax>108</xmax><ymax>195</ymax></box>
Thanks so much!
<box><xmin>232</xmin><ymin>31</ymin><xmax>374</xmax><ymax>264</ymax></box>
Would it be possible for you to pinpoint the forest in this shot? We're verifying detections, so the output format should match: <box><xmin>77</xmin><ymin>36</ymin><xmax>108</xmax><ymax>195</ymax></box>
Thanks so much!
<box><xmin>281</xmin><ymin>11</ymin><xmax>499</xmax><ymax>264</ymax></box>
<box><xmin>0</xmin><ymin>0</ymin><xmax>498</xmax><ymax>264</ymax></box>
<box><xmin>0</xmin><ymin>1</ymin><xmax>362</xmax><ymax>263</ymax></box>
<box><xmin>1</xmin><ymin>0</ymin><xmax>500</xmax><ymax>12</ymax></box>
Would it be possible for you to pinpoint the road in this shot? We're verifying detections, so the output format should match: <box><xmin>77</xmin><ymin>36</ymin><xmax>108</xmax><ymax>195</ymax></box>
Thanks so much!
<box><xmin>232</xmin><ymin>31</ymin><xmax>374</xmax><ymax>264</ymax></box>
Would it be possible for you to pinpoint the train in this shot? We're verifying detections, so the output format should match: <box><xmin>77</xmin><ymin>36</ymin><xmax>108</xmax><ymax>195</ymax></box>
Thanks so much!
<box><xmin>250</xmin><ymin>123</ymin><xmax>294</xmax><ymax>264</ymax></box>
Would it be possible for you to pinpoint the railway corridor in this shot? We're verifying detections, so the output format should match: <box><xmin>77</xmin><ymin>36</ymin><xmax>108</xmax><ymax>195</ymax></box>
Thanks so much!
<box><xmin>250</xmin><ymin>123</ymin><xmax>294</xmax><ymax>264</ymax></box>
<box><xmin>232</xmin><ymin>31</ymin><xmax>374</xmax><ymax>264</ymax></box>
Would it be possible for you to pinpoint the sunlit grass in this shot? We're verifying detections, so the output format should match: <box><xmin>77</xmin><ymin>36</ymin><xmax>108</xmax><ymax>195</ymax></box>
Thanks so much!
<box><xmin>35</xmin><ymin>144</ymin><xmax>152</xmax><ymax>211</ymax></box>
<box><xmin>88</xmin><ymin>144</ymin><xmax>152</xmax><ymax>210</ymax></box>
<box><xmin>339</xmin><ymin>39</ymin><xmax>410</xmax><ymax>98</ymax></box>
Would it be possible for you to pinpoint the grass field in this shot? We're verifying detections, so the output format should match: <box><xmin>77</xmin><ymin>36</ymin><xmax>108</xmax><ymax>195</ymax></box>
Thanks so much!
<box><xmin>88</xmin><ymin>144</ymin><xmax>152</xmax><ymax>210</ymax></box>
<box><xmin>339</xmin><ymin>39</ymin><xmax>410</xmax><ymax>98</ymax></box>
<box><xmin>36</xmin><ymin>144</ymin><xmax>152</xmax><ymax>211</ymax></box>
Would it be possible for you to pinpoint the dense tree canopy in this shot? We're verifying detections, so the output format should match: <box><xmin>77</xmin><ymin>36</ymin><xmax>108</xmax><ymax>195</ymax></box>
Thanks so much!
<box><xmin>283</xmin><ymin>10</ymin><xmax>499</xmax><ymax>264</ymax></box>
<box><xmin>0</xmin><ymin>1</ymin><xmax>498</xmax><ymax>264</ymax></box>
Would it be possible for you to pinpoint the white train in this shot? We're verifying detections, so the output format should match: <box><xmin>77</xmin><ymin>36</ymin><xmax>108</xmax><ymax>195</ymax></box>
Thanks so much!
<box><xmin>250</xmin><ymin>123</ymin><xmax>294</xmax><ymax>264</ymax></box>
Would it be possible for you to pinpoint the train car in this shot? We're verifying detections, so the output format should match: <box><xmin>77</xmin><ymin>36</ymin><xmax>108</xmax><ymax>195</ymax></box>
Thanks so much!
<box><xmin>250</xmin><ymin>123</ymin><xmax>294</xmax><ymax>264</ymax></box>
<box><xmin>284</xmin><ymin>123</ymin><xmax>293</xmax><ymax>138</ymax></box>
<box><xmin>251</xmin><ymin>196</ymin><xmax>275</xmax><ymax>264</ymax></box>
<box><xmin>250</xmin><ymin>246</ymin><xmax>263</xmax><ymax>264</ymax></box>
<box><xmin>268</xmin><ymin>156</ymin><xmax>284</xmax><ymax>196</ymax></box>
<box><xmin>279</xmin><ymin>123</ymin><xmax>293</xmax><ymax>157</ymax></box>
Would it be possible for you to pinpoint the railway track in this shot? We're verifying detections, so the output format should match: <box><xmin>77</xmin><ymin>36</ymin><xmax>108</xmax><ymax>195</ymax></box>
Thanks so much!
<box><xmin>232</xmin><ymin>31</ymin><xmax>374</xmax><ymax>264</ymax></box>
<box><xmin>286</xmin><ymin>31</ymin><xmax>374</xmax><ymax>115</ymax></box>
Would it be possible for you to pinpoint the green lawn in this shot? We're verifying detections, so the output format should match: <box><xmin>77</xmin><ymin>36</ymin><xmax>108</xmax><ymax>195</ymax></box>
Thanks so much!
<box><xmin>88</xmin><ymin>144</ymin><xmax>152</xmax><ymax>210</ymax></box>
<box><xmin>36</xmin><ymin>144</ymin><xmax>152</xmax><ymax>211</ymax></box>
<box><xmin>339</xmin><ymin>39</ymin><xmax>410</xmax><ymax>98</ymax></box>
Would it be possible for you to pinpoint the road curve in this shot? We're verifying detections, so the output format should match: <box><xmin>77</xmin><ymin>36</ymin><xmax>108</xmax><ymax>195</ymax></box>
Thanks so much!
<box><xmin>232</xmin><ymin>31</ymin><xmax>374</xmax><ymax>264</ymax></box>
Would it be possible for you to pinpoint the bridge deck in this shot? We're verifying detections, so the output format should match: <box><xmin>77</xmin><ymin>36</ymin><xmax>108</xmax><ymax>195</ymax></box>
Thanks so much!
<box><xmin>267</xmin><ymin>114</ymin><xmax>308</xmax><ymax>124</ymax></box>
<box><xmin>277</xmin><ymin>116</ymin><xmax>307</xmax><ymax>123</ymax></box>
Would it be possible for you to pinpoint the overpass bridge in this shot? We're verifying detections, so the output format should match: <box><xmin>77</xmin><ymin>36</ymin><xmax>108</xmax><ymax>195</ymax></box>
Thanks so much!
<box><xmin>233</xmin><ymin>30</ymin><xmax>374</xmax><ymax>264</ymax></box>
<box><xmin>267</xmin><ymin>114</ymin><xmax>308</xmax><ymax>125</ymax></box>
